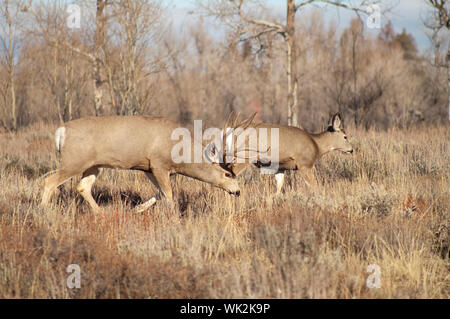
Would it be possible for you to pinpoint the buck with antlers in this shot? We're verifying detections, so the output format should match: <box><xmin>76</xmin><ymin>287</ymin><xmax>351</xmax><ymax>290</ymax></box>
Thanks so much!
<box><xmin>41</xmin><ymin>114</ymin><xmax>256</xmax><ymax>213</ymax></box>
<box><xmin>226</xmin><ymin>113</ymin><xmax>354</xmax><ymax>194</ymax></box>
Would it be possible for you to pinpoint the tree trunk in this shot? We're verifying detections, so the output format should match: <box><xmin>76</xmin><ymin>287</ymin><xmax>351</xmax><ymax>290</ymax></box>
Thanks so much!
<box><xmin>93</xmin><ymin>0</ymin><xmax>107</xmax><ymax>116</ymax></box>
<box><xmin>9</xmin><ymin>68</ymin><xmax>16</xmax><ymax>131</ymax></box>
<box><xmin>93</xmin><ymin>62</ymin><xmax>103</xmax><ymax>116</ymax></box>
<box><xmin>447</xmin><ymin>43</ymin><xmax>449</xmax><ymax>121</ymax></box>
<box><xmin>6</xmin><ymin>1</ymin><xmax>17</xmax><ymax>130</ymax></box>
<box><xmin>352</xmin><ymin>27</ymin><xmax>358</xmax><ymax>127</ymax></box>
<box><xmin>53</xmin><ymin>40</ymin><xmax>63</xmax><ymax>123</ymax></box>
<box><xmin>286</xmin><ymin>0</ymin><xmax>298</xmax><ymax>127</ymax></box>
<box><xmin>63</xmin><ymin>57</ymin><xmax>74</xmax><ymax>122</ymax></box>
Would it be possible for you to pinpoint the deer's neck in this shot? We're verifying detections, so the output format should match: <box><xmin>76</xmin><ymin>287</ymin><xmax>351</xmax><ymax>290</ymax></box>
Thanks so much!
<box><xmin>175</xmin><ymin>162</ymin><xmax>208</xmax><ymax>180</ymax></box>
<box><xmin>310</xmin><ymin>131</ymin><xmax>333</xmax><ymax>157</ymax></box>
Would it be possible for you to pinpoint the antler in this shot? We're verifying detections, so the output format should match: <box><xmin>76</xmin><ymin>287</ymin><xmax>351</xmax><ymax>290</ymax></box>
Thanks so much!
<box><xmin>222</xmin><ymin>112</ymin><xmax>262</xmax><ymax>164</ymax></box>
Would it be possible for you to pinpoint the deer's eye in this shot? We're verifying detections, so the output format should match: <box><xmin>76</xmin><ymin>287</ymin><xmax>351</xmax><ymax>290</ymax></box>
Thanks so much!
<box><xmin>225</xmin><ymin>173</ymin><xmax>234</xmax><ymax>178</ymax></box>
<box><xmin>344</xmin><ymin>136</ymin><xmax>347</xmax><ymax>140</ymax></box>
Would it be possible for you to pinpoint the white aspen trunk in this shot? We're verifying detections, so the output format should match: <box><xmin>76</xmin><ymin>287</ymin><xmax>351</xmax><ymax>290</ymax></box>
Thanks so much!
<box><xmin>286</xmin><ymin>0</ymin><xmax>298</xmax><ymax>127</ymax></box>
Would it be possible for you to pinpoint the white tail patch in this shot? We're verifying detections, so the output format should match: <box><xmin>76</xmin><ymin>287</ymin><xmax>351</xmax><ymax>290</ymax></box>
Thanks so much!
<box><xmin>55</xmin><ymin>126</ymin><xmax>66</xmax><ymax>153</ymax></box>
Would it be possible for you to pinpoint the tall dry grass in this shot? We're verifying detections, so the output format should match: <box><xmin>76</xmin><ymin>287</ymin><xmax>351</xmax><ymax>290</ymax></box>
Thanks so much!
<box><xmin>0</xmin><ymin>123</ymin><xmax>449</xmax><ymax>298</ymax></box>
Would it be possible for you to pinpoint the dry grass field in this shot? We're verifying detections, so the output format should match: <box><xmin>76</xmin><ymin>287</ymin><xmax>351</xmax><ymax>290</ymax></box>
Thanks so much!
<box><xmin>0</xmin><ymin>122</ymin><xmax>449</xmax><ymax>298</ymax></box>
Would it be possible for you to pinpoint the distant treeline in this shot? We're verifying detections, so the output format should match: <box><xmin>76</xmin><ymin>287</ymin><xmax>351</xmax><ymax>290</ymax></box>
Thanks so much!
<box><xmin>0</xmin><ymin>1</ymin><xmax>448</xmax><ymax>132</ymax></box>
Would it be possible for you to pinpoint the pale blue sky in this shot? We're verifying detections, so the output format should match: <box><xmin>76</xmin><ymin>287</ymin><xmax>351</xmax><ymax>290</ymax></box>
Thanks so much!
<box><xmin>169</xmin><ymin>0</ymin><xmax>447</xmax><ymax>52</ymax></box>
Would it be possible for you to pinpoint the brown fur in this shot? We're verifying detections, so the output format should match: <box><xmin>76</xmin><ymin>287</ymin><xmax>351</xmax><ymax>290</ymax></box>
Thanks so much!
<box><xmin>41</xmin><ymin>116</ymin><xmax>241</xmax><ymax>212</ymax></box>
<box><xmin>230</xmin><ymin>113</ymin><xmax>354</xmax><ymax>192</ymax></box>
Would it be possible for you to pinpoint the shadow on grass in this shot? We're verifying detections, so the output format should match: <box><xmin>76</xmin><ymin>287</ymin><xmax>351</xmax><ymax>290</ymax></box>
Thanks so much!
<box><xmin>55</xmin><ymin>186</ymin><xmax>144</xmax><ymax>209</ymax></box>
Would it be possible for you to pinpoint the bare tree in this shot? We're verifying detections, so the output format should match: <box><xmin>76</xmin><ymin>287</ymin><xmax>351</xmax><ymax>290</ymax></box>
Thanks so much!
<box><xmin>0</xmin><ymin>0</ymin><xmax>29</xmax><ymax>130</ymax></box>
<box><xmin>199</xmin><ymin>0</ymin><xmax>380</xmax><ymax>127</ymax></box>
<box><xmin>27</xmin><ymin>0</ymin><xmax>110</xmax><ymax>117</ymax></box>
<box><xmin>163</xmin><ymin>37</ymin><xmax>191</xmax><ymax>123</ymax></box>
<box><xmin>92</xmin><ymin>0</ymin><xmax>107</xmax><ymax>116</ymax></box>
<box><xmin>427</xmin><ymin>0</ymin><xmax>449</xmax><ymax>28</ymax></box>
<box><xmin>104</xmin><ymin>0</ymin><xmax>164</xmax><ymax>116</ymax></box>
<box><xmin>27</xmin><ymin>2</ymin><xmax>81</xmax><ymax>122</ymax></box>
<box><xmin>424</xmin><ymin>0</ymin><xmax>449</xmax><ymax>120</ymax></box>
<box><xmin>330</xmin><ymin>18</ymin><xmax>386</xmax><ymax>128</ymax></box>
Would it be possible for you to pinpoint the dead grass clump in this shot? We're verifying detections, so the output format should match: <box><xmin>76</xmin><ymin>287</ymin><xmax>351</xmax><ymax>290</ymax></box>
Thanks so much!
<box><xmin>3</xmin><ymin>156</ymin><xmax>52</xmax><ymax>180</ymax></box>
<box><xmin>432</xmin><ymin>221</ymin><xmax>450</xmax><ymax>260</ymax></box>
<box><xmin>316</xmin><ymin>152</ymin><xmax>360</xmax><ymax>182</ymax></box>
<box><xmin>357</xmin><ymin>182</ymin><xmax>397</xmax><ymax>217</ymax></box>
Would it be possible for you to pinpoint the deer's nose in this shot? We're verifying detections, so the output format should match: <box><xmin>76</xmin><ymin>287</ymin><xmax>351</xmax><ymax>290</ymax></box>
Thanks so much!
<box><xmin>231</xmin><ymin>190</ymin><xmax>241</xmax><ymax>197</ymax></box>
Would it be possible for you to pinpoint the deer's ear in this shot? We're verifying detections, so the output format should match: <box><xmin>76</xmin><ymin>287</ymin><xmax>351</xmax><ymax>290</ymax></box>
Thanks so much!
<box><xmin>330</xmin><ymin>113</ymin><xmax>342</xmax><ymax>131</ymax></box>
<box><xmin>204</xmin><ymin>142</ymin><xmax>220</xmax><ymax>163</ymax></box>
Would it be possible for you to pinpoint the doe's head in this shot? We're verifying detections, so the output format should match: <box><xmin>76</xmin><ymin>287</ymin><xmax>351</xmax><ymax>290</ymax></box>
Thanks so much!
<box><xmin>327</xmin><ymin>113</ymin><xmax>354</xmax><ymax>154</ymax></box>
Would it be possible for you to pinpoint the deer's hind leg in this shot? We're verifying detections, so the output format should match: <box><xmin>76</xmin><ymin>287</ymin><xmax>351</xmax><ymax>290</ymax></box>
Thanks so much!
<box><xmin>77</xmin><ymin>166</ymin><xmax>100</xmax><ymax>212</ymax></box>
<box><xmin>41</xmin><ymin>169</ymin><xmax>79</xmax><ymax>205</ymax></box>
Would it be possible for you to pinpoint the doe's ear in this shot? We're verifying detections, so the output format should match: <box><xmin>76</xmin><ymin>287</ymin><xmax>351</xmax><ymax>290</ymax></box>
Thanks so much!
<box><xmin>329</xmin><ymin>113</ymin><xmax>342</xmax><ymax>131</ymax></box>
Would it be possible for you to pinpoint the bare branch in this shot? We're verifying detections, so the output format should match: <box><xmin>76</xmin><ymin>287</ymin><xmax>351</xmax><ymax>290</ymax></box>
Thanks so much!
<box><xmin>295</xmin><ymin>0</ymin><xmax>315</xmax><ymax>11</ymax></box>
<box><xmin>312</xmin><ymin>0</ymin><xmax>378</xmax><ymax>15</ymax></box>
<box><xmin>55</xmin><ymin>40</ymin><xmax>95</xmax><ymax>63</ymax></box>
<box><xmin>233</xmin><ymin>0</ymin><xmax>284</xmax><ymax>32</ymax></box>
<box><xmin>427</xmin><ymin>0</ymin><xmax>449</xmax><ymax>29</ymax></box>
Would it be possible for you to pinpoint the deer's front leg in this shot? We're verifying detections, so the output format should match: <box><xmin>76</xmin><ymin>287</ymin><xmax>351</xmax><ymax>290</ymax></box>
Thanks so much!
<box><xmin>300</xmin><ymin>166</ymin><xmax>318</xmax><ymax>188</ymax></box>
